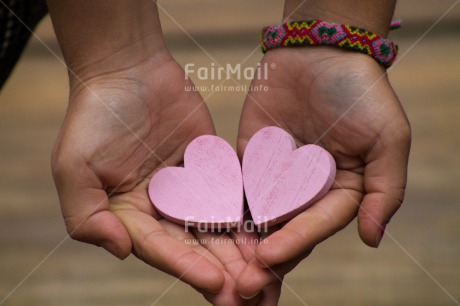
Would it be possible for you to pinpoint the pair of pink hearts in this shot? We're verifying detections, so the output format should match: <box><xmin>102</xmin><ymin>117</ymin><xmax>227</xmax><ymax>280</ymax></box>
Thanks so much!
<box><xmin>148</xmin><ymin>126</ymin><xmax>336</xmax><ymax>228</ymax></box>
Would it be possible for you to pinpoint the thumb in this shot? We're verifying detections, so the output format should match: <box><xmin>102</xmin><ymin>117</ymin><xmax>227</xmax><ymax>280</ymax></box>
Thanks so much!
<box><xmin>358</xmin><ymin>122</ymin><xmax>411</xmax><ymax>247</ymax></box>
<box><xmin>52</xmin><ymin>158</ymin><xmax>132</xmax><ymax>259</ymax></box>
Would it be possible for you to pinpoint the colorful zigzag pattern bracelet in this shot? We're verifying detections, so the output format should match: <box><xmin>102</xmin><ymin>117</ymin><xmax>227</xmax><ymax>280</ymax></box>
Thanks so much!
<box><xmin>261</xmin><ymin>20</ymin><xmax>399</xmax><ymax>68</ymax></box>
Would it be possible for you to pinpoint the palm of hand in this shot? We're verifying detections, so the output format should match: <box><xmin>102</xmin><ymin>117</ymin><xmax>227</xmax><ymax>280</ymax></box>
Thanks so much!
<box><xmin>236</xmin><ymin>47</ymin><xmax>410</xmax><ymax>296</ymax></box>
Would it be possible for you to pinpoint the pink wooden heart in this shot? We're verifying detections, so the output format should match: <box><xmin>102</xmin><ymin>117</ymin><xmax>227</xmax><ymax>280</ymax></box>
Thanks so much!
<box><xmin>243</xmin><ymin>126</ymin><xmax>336</xmax><ymax>226</ymax></box>
<box><xmin>148</xmin><ymin>135</ymin><xmax>243</xmax><ymax>228</ymax></box>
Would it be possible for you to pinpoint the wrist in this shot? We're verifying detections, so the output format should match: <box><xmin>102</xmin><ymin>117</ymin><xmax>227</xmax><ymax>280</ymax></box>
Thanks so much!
<box><xmin>66</xmin><ymin>46</ymin><xmax>173</xmax><ymax>102</ymax></box>
<box><xmin>67</xmin><ymin>41</ymin><xmax>171</xmax><ymax>89</ymax></box>
<box><xmin>47</xmin><ymin>0</ymin><xmax>167</xmax><ymax>80</ymax></box>
<box><xmin>283</xmin><ymin>0</ymin><xmax>396</xmax><ymax>37</ymax></box>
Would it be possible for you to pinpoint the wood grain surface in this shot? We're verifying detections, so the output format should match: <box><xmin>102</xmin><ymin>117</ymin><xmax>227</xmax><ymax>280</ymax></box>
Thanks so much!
<box><xmin>243</xmin><ymin>126</ymin><xmax>335</xmax><ymax>226</ymax></box>
<box><xmin>149</xmin><ymin>135</ymin><xmax>243</xmax><ymax>228</ymax></box>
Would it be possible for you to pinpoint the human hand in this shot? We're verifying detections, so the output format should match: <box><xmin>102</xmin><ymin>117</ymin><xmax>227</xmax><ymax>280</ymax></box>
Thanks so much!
<box><xmin>236</xmin><ymin>47</ymin><xmax>411</xmax><ymax>297</ymax></box>
<box><xmin>51</xmin><ymin>47</ymin><xmax>221</xmax><ymax>289</ymax></box>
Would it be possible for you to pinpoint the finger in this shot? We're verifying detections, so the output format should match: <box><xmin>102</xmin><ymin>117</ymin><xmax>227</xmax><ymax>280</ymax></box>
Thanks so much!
<box><xmin>255</xmin><ymin>188</ymin><xmax>360</xmax><ymax>267</ymax></box>
<box><xmin>257</xmin><ymin>280</ymin><xmax>283</xmax><ymax>306</ymax></box>
<box><xmin>231</xmin><ymin>223</ymin><xmax>283</xmax><ymax>302</ymax></box>
<box><xmin>359</xmin><ymin>122</ymin><xmax>411</xmax><ymax>247</ymax></box>
<box><xmin>113</xmin><ymin>210</ymin><xmax>225</xmax><ymax>293</ymax></box>
<box><xmin>162</xmin><ymin>221</ymin><xmax>260</xmax><ymax>305</ymax></box>
<box><xmin>230</xmin><ymin>218</ymin><xmax>283</xmax><ymax>303</ymax></box>
<box><xmin>259</xmin><ymin>223</ymin><xmax>281</xmax><ymax>241</ymax></box>
<box><xmin>193</xmin><ymin>230</ymin><xmax>263</xmax><ymax>305</ymax></box>
<box><xmin>159</xmin><ymin>220</ymin><xmax>227</xmax><ymax>270</ymax></box>
<box><xmin>193</xmin><ymin>230</ymin><xmax>247</xmax><ymax>281</ymax></box>
<box><xmin>230</xmin><ymin>211</ymin><xmax>265</xmax><ymax>263</ymax></box>
<box><xmin>231</xmin><ymin>228</ymin><xmax>260</xmax><ymax>263</ymax></box>
<box><xmin>202</xmin><ymin>272</ymin><xmax>261</xmax><ymax>306</ymax></box>
<box><xmin>52</xmin><ymin>162</ymin><xmax>132</xmax><ymax>259</ymax></box>
<box><xmin>236</xmin><ymin>252</ymin><xmax>306</xmax><ymax>298</ymax></box>
<box><xmin>236</xmin><ymin>259</ymin><xmax>282</xmax><ymax>299</ymax></box>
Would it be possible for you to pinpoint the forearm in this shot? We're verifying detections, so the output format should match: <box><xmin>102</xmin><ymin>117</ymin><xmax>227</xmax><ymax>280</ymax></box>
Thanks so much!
<box><xmin>46</xmin><ymin>0</ymin><xmax>166</xmax><ymax>78</ymax></box>
<box><xmin>283</xmin><ymin>0</ymin><xmax>396</xmax><ymax>37</ymax></box>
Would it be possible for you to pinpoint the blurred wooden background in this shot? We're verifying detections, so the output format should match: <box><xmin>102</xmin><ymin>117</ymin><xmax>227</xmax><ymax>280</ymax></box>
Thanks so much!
<box><xmin>1</xmin><ymin>0</ymin><xmax>459</xmax><ymax>305</ymax></box>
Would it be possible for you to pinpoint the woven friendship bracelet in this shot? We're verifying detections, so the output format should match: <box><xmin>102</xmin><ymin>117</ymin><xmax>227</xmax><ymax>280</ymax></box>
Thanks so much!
<box><xmin>261</xmin><ymin>20</ymin><xmax>399</xmax><ymax>68</ymax></box>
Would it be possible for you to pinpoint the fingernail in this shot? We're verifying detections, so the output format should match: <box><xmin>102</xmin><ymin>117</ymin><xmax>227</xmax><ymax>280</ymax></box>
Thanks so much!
<box><xmin>101</xmin><ymin>241</ymin><xmax>122</xmax><ymax>259</ymax></box>
<box><xmin>375</xmin><ymin>225</ymin><xmax>386</xmax><ymax>247</ymax></box>
<box><xmin>240</xmin><ymin>291</ymin><xmax>260</xmax><ymax>300</ymax></box>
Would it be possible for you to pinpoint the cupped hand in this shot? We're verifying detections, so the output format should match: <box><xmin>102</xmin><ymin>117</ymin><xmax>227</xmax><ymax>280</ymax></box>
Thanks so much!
<box><xmin>51</xmin><ymin>49</ymin><xmax>277</xmax><ymax>305</ymax></box>
<box><xmin>236</xmin><ymin>47</ymin><xmax>411</xmax><ymax>297</ymax></box>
